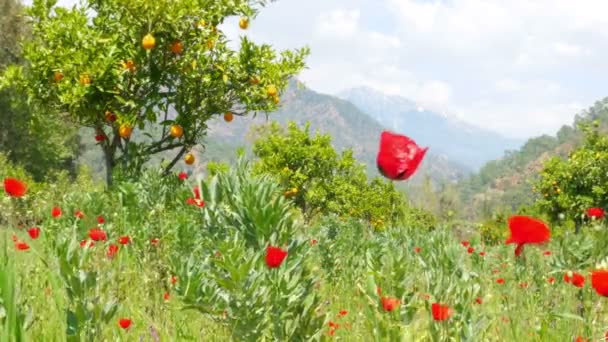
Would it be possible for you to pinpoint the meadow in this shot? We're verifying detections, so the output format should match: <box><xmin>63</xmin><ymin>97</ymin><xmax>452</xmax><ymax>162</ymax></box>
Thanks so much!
<box><xmin>2</xmin><ymin>156</ymin><xmax>608</xmax><ymax>342</ymax></box>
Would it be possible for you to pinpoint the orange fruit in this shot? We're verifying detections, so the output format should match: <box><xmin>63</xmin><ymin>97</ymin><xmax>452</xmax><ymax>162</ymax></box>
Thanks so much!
<box><xmin>54</xmin><ymin>71</ymin><xmax>64</xmax><ymax>82</ymax></box>
<box><xmin>184</xmin><ymin>153</ymin><xmax>195</xmax><ymax>165</ymax></box>
<box><xmin>105</xmin><ymin>111</ymin><xmax>117</xmax><ymax>122</ymax></box>
<box><xmin>142</xmin><ymin>33</ymin><xmax>156</xmax><ymax>50</ymax></box>
<box><xmin>79</xmin><ymin>74</ymin><xmax>91</xmax><ymax>85</ymax></box>
<box><xmin>206</xmin><ymin>39</ymin><xmax>215</xmax><ymax>49</ymax></box>
<box><xmin>224</xmin><ymin>112</ymin><xmax>234</xmax><ymax>122</ymax></box>
<box><xmin>170</xmin><ymin>40</ymin><xmax>183</xmax><ymax>54</ymax></box>
<box><xmin>170</xmin><ymin>124</ymin><xmax>183</xmax><ymax>138</ymax></box>
<box><xmin>122</xmin><ymin>60</ymin><xmax>136</xmax><ymax>73</ymax></box>
<box><xmin>267</xmin><ymin>85</ymin><xmax>277</xmax><ymax>97</ymax></box>
<box><xmin>239</xmin><ymin>18</ymin><xmax>249</xmax><ymax>30</ymax></box>
<box><xmin>119</xmin><ymin>125</ymin><xmax>132</xmax><ymax>139</ymax></box>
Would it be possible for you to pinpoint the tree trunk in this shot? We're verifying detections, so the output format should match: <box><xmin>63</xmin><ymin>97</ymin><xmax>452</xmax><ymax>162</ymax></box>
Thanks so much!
<box><xmin>162</xmin><ymin>146</ymin><xmax>187</xmax><ymax>176</ymax></box>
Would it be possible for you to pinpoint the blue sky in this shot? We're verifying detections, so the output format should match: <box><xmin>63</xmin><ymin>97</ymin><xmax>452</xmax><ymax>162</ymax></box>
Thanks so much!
<box><xmin>32</xmin><ymin>0</ymin><xmax>608</xmax><ymax>139</ymax></box>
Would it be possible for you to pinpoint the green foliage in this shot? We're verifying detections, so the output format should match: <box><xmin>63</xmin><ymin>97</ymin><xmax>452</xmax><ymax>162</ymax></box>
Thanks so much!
<box><xmin>0</xmin><ymin>0</ymin><xmax>79</xmax><ymax>181</ymax></box>
<box><xmin>175</xmin><ymin>157</ymin><xmax>325</xmax><ymax>340</ymax></box>
<box><xmin>533</xmin><ymin>121</ymin><xmax>608</xmax><ymax>231</ymax></box>
<box><xmin>2</xmin><ymin>0</ymin><xmax>309</xmax><ymax>185</ymax></box>
<box><xmin>251</xmin><ymin>121</ymin><xmax>409</xmax><ymax>227</ymax></box>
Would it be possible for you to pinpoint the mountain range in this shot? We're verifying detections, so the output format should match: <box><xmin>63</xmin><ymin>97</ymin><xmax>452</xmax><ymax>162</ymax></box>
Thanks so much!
<box><xmin>337</xmin><ymin>87</ymin><xmax>524</xmax><ymax>170</ymax></box>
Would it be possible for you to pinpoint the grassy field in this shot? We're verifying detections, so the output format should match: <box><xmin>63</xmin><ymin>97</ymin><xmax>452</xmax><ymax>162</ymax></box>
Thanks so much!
<box><xmin>2</xmin><ymin>162</ymin><xmax>608</xmax><ymax>342</ymax></box>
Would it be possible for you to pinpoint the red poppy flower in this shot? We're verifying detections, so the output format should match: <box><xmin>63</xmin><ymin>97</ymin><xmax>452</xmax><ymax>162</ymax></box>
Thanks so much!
<box><xmin>193</xmin><ymin>186</ymin><xmax>201</xmax><ymax>199</ymax></box>
<box><xmin>376</xmin><ymin>131</ymin><xmax>428</xmax><ymax>181</ymax></box>
<box><xmin>150</xmin><ymin>238</ymin><xmax>159</xmax><ymax>245</ymax></box>
<box><xmin>80</xmin><ymin>239</ymin><xmax>94</xmax><ymax>248</ymax></box>
<box><xmin>431</xmin><ymin>303</ymin><xmax>452</xmax><ymax>321</ymax></box>
<box><xmin>575</xmin><ymin>337</ymin><xmax>588</xmax><ymax>342</ymax></box>
<box><xmin>467</xmin><ymin>247</ymin><xmax>474</xmax><ymax>254</ymax></box>
<box><xmin>496</xmin><ymin>278</ymin><xmax>505</xmax><ymax>284</ymax></box>
<box><xmin>587</xmin><ymin>207</ymin><xmax>605</xmax><ymax>219</ymax></box>
<box><xmin>414</xmin><ymin>247</ymin><xmax>421</xmax><ymax>253</ymax></box>
<box><xmin>171</xmin><ymin>276</ymin><xmax>178</xmax><ymax>285</ymax></box>
<box><xmin>475</xmin><ymin>297</ymin><xmax>482</xmax><ymax>305</ymax></box>
<box><xmin>94</xmin><ymin>134</ymin><xmax>106</xmax><ymax>142</ymax></box>
<box><xmin>15</xmin><ymin>241</ymin><xmax>29</xmax><ymax>250</ymax></box>
<box><xmin>265</xmin><ymin>245</ymin><xmax>288</xmax><ymax>268</ymax></box>
<box><xmin>505</xmin><ymin>216</ymin><xmax>550</xmax><ymax>257</ymax></box>
<box><xmin>107</xmin><ymin>244</ymin><xmax>119</xmax><ymax>259</ymax></box>
<box><xmin>118</xmin><ymin>318</ymin><xmax>131</xmax><ymax>329</ymax></box>
<box><xmin>178</xmin><ymin>172</ymin><xmax>188</xmax><ymax>180</ymax></box>
<box><xmin>11</xmin><ymin>234</ymin><xmax>17</xmax><ymax>242</ymax></box>
<box><xmin>118</xmin><ymin>236</ymin><xmax>130</xmax><ymax>245</ymax></box>
<box><xmin>338</xmin><ymin>310</ymin><xmax>348</xmax><ymax>317</ymax></box>
<box><xmin>51</xmin><ymin>207</ymin><xmax>62</xmax><ymax>218</ymax></box>
<box><xmin>547</xmin><ymin>276</ymin><xmax>555</xmax><ymax>284</ymax></box>
<box><xmin>3</xmin><ymin>178</ymin><xmax>27</xmax><ymax>197</ymax></box>
<box><xmin>214</xmin><ymin>251</ymin><xmax>222</xmax><ymax>258</ymax></box>
<box><xmin>543</xmin><ymin>251</ymin><xmax>552</xmax><ymax>256</ymax></box>
<box><xmin>329</xmin><ymin>321</ymin><xmax>339</xmax><ymax>328</ymax></box>
<box><xmin>311</xmin><ymin>239</ymin><xmax>318</xmax><ymax>245</ymax></box>
<box><xmin>163</xmin><ymin>292</ymin><xmax>170</xmax><ymax>301</ymax></box>
<box><xmin>461</xmin><ymin>241</ymin><xmax>470</xmax><ymax>247</ymax></box>
<box><xmin>479</xmin><ymin>251</ymin><xmax>486</xmax><ymax>256</ymax></box>
<box><xmin>520</xmin><ymin>282</ymin><xmax>529</xmax><ymax>289</ymax></box>
<box><xmin>592</xmin><ymin>270</ymin><xmax>608</xmax><ymax>296</ymax></box>
<box><xmin>75</xmin><ymin>210</ymin><xmax>84</xmax><ymax>219</ymax></box>
<box><xmin>381</xmin><ymin>297</ymin><xmax>401</xmax><ymax>311</ymax></box>
<box><xmin>564</xmin><ymin>272</ymin><xmax>585</xmax><ymax>288</ymax></box>
<box><xmin>97</xmin><ymin>216</ymin><xmax>105</xmax><ymax>224</ymax></box>
<box><xmin>89</xmin><ymin>228</ymin><xmax>107</xmax><ymax>241</ymax></box>
<box><xmin>27</xmin><ymin>227</ymin><xmax>40</xmax><ymax>239</ymax></box>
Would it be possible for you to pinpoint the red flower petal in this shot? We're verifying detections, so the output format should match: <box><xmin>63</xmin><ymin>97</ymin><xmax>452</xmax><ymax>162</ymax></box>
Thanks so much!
<box><xmin>118</xmin><ymin>318</ymin><xmax>131</xmax><ymax>329</ymax></box>
<box><xmin>51</xmin><ymin>207</ymin><xmax>62</xmax><ymax>218</ymax></box>
<box><xmin>89</xmin><ymin>228</ymin><xmax>107</xmax><ymax>241</ymax></box>
<box><xmin>381</xmin><ymin>297</ymin><xmax>401</xmax><ymax>311</ymax></box>
<box><xmin>27</xmin><ymin>227</ymin><xmax>40</xmax><ymax>240</ymax></box>
<box><xmin>376</xmin><ymin>131</ymin><xmax>428</xmax><ymax>181</ymax></box>
<box><xmin>265</xmin><ymin>245</ymin><xmax>288</xmax><ymax>268</ymax></box>
<box><xmin>431</xmin><ymin>303</ymin><xmax>452</xmax><ymax>321</ymax></box>
<box><xmin>3</xmin><ymin>178</ymin><xmax>27</xmax><ymax>197</ymax></box>
<box><xmin>107</xmin><ymin>244</ymin><xmax>119</xmax><ymax>259</ymax></box>
<box><xmin>15</xmin><ymin>241</ymin><xmax>29</xmax><ymax>250</ymax></box>
<box><xmin>118</xmin><ymin>236</ymin><xmax>131</xmax><ymax>245</ymax></box>
<box><xmin>592</xmin><ymin>270</ymin><xmax>608</xmax><ymax>296</ymax></box>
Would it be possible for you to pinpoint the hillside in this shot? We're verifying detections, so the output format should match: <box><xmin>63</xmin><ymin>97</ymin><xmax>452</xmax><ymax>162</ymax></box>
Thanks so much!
<box><xmin>76</xmin><ymin>80</ymin><xmax>470</xmax><ymax>187</ymax></box>
<box><xmin>338</xmin><ymin>87</ymin><xmax>523</xmax><ymax>170</ymax></box>
<box><xmin>459</xmin><ymin>97</ymin><xmax>608</xmax><ymax>218</ymax></box>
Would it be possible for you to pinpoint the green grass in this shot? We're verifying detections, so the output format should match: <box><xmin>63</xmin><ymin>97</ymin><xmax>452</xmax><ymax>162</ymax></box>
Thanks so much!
<box><xmin>2</xmin><ymin>163</ymin><xmax>608</xmax><ymax>341</ymax></box>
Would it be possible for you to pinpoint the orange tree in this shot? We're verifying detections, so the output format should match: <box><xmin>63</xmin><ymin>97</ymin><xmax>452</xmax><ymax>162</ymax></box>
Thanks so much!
<box><xmin>533</xmin><ymin>121</ymin><xmax>608</xmax><ymax>233</ymax></box>
<box><xmin>1</xmin><ymin>0</ymin><xmax>309</xmax><ymax>186</ymax></box>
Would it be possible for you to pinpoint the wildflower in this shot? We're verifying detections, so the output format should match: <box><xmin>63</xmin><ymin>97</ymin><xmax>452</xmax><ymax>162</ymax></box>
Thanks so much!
<box><xmin>118</xmin><ymin>318</ymin><xmax>131</xmax><ymax>329</ymax></box>
<box><xmin>564</xmin><ymin>271</ymin><xmax>585</xmax><ymax>288</ymax></box>
<box><xmin>496</xmin><ymin>278</ymin><xmax>505</xmax><ymax>284</ymax></box>
<box><xmin>163</xmin><ymin>292</ymin><xmax>170</xmax><ymax>301</ymax></box>
<box><xmin>3</xmin><ymin>178</ymin><xmax>27</xmax><ymax>197</ymax></box>
<box><xmin>467</xmin><ymin>247</ymin><xmax>475</xmax><ymax>254</ymax></box>
<box><xmin>27</xmin><ymin>227</ymin><xmax>40</xmax><ymax>239</ymax></box>
<box><xmin>89</xmin><ymin>228</ymin><xmax>107</xmax><ymax>241</ymax></box>
<box><xmin>505</xmin><ymin>216</ymin><xmax>550</xmax><ymax>257</ymax></box>
<box><xmin>107</xmin><ymin>244</ymin><xmax>119</xmax><ymax>259</ymax></box>
<box><xmin>381</xmin><ymin>297</ymin><xmax>401</xmax><ymax>311</ymax></box>
<box><xmin>591</xmin><ymin>270</ymin><xmax>608</xmax><ymax>296</ymax></box>
<box><xmin>461</xmin><ymin>241</ymin><xmax>470</xmax><ymax>247</ymax></box>
<box><xmin>97</xmin><ymin>216</ymin><xmax>105</xmax><ymax>224</ymax></box>
<box><xmin>170</xmin><ymin>276</ymin><xmax>178</xmax><ymax>285</ymax></box>
<box><xmin>265</xmin><ymin>246</ymin><xmax>288</xmax><ymax>268</ymax></box>
<box><xmin>376</xmin><ymin>131</ymin><xmax>428</xmax><ymax>181</ymax></box>
<box><xmin>475</xmin><ymin>297</ymin><xmax>483</xmax><ymax>305</ymax></box>
<box><xmin>587</xmin><ymin>207</ymin><xmax>605</xmax><ymax>219</ymax></box>
<box><xmin>543</xmin><ymin>251</ymin><xmax>552</xmax><ymax>256</ymax></box>
<box><xmin>479</xmin><ymin>251</ymin><xmax>486</xmax><ymax>256</ymax></box>
<box><xmin>75</xmin><ymin>210</ymin><xmax>84</xmax><ymax>219</ymax></box>
<box><xmin>414</xmin><ymin>247</ymin><xmax>421</xmax><ymax>253</ymax></box>
<box><xmin>51</xmin><ymin>207</ymin><xmax>62</xmax><ymax>218</ymax></box>
<box><xmin>118</xmin><ymin>236</ymin><xmax>131</xmax><ymax>245</ymax></box>
<box><xmin>548</xmin><ymin>276</ymin><xmax>555</xmax><ymax>284</ymax></box>
<box><xmin>15</xmin><ymin>241</ymin><xmax>29</xmax><ymax>250</ymax></box>
<box><xmin>311</xmin><ymin>239</ymin><xmax>318</xmax><ymax>245</ymax></box>
<box><xmin>80</xmin><ymin>239</ymin><xmax>94</xmax><ymax>248</ymax></box>
<box><xmin>178</xmin><ymin>172</ymin><xmax>188</xmax><ymax>180</ymax></box>
<box><xmin>338</xmin><ymin>310</ymin><xmax>348</xmax><ymax>317</ymax></box>
<box><xmin>431</xmin><ymin>303</ymin><xmax>452</xmax><ymax>321</ymax></box>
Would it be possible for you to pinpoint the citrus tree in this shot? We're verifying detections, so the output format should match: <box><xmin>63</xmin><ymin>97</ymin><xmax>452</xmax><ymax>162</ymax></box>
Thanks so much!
<box><xmin>251</xmin><ymin>121</ymin><xmax>408</xmax><ymax>227</ymax></box>
<box><xmin>533</xmin><ymin>121</ymin><xmax>608</xmax><ymax>233</ymax></box>
<box><xmin>1</xmin><ymin>0</ymin><xmax>309</xmax><ymax>186</ymax></box>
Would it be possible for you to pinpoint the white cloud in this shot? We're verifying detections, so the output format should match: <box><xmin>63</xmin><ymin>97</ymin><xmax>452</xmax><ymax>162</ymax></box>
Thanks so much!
<box><xmin>30</xmin><ymin>0</ymin><xmax>608</xmax><ymax>140</ymax></box>
<box><xmin>316</xmin><ymin>9</ymin><xmax>360</xmax><ymax>37</ymax></box>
